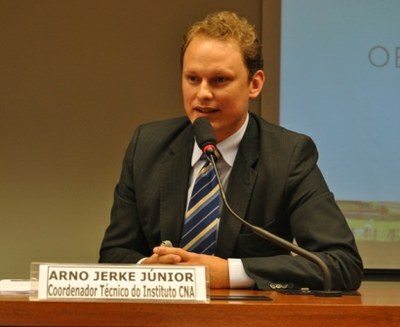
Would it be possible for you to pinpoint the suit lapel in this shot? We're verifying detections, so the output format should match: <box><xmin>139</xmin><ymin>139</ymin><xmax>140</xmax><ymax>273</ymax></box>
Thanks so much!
<box><xmin>159</xmin><ymin>125</ymin><xmax>193</xmax><ymax>246</ymax></box>
<box><xmin>216</xmin><ymin>115</ymin><xmax>260</xmax><ymax>258</ymax></box>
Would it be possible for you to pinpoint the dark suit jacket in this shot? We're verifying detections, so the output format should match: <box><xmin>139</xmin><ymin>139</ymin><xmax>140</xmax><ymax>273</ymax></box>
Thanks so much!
<box><xmin>99</xmin><ymin>113</ymin><xmax>363</xmax><ymax>290</ymax></box>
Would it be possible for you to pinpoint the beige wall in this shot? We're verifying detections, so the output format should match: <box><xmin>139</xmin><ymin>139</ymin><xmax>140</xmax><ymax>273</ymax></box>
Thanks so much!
<box><xmin>0</xmin><ymin>0</ymin><xmax>279</xmax><ymax>279</ymax></box>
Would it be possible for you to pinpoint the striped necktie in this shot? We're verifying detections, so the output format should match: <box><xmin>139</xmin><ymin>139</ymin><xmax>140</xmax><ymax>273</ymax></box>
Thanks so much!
<box><xmin>180</xmin><ymin>155</ymin><xmax>221</xmax><ymax>254</ymax></box>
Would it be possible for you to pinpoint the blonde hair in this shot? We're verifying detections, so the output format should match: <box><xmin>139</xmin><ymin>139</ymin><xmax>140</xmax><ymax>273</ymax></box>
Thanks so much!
<box><xmin>181</xmin><ymin>11</ymin><xmax>263</xmax><ymax>78</ymax></box>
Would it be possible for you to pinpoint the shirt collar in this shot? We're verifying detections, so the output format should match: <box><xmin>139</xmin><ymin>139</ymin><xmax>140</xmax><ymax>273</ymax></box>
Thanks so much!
<box><xmin>191</xmin><ymin>113</ymin><xmax>249</xmax><ymax>167</ymax></box>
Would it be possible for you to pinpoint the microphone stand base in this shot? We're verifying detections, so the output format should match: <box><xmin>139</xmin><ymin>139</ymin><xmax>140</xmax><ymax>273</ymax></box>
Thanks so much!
<box><xmin>278</xmin><ymin>289</ymin><xmax>352</xmax><ymax>297</ymax></box>
<box><xmin>313</xmin><ymin>290</ymin><xmax>342</xmax><ymax>297</ymax></box>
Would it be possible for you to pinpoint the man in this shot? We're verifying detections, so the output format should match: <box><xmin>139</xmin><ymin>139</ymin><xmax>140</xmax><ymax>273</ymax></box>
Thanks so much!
<box><xmin>99</xmin><ymin>11</ymin><xmax>363</xmax><ymax>290</ymax></box>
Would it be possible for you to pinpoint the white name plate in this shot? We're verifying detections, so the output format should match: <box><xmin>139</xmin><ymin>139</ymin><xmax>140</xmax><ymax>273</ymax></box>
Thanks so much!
<box><xmin>30</xmin><ymin>263</ymin><xmax>209</xmax><ymax>303</ymax></box>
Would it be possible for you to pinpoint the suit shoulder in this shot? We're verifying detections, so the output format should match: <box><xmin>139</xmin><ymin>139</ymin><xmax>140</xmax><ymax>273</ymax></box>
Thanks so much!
<box><xmin>130</xmin><ymin>116</ymin><xmax>191</xmax><ymax>143</ymax></box>
<box><xmin>139</xmin><ymin>117</ymin><xmax>190</xmax><ymax>134</ymax></box>
<box><xmin>252</xmin><ymin>114</ymin><xmax>312</xmax><ymax>143</ymax></box>
<box><xmin>127</xmin><ymin>116</ymin><xmax>192</xmax><ymax>157</ymax></box>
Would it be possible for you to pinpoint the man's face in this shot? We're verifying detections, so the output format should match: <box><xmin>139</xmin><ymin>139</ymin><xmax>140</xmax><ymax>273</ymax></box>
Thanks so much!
<box><xmin>182</xmin><ymin>35</ymin><xmax>264</xmax><ymax>142</ymax></box>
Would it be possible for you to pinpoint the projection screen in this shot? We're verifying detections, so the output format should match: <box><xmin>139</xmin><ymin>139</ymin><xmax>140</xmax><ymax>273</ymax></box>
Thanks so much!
<box><xmin>279</xmin><ymin>0</ymin><xmax>400</xmax><ymax>269</ymax></box>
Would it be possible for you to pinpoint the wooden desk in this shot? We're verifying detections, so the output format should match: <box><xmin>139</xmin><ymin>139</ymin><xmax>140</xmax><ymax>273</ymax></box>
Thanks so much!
<box><xmin>0</xmin><ymin>281</ymin><xmax>399</xmax><ymax>326</ymax></box>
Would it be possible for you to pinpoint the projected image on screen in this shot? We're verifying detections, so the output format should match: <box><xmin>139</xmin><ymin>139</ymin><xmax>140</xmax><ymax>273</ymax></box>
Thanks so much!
<box><xmin>280</xmin><ymin>0</ymin><xmax>400</xmax><ymax>269</ymax></box>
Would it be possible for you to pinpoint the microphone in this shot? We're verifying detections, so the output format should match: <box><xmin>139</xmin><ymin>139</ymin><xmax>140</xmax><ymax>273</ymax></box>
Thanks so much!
<box><xmin>192</xmin><ymin>117</ymin><xmax>341</xmax><ymax>297</ymax></box>
<box><xmin>193</xmin><ymin>117</ymin><xmax>218</xmax><ymax>158</ymax></box>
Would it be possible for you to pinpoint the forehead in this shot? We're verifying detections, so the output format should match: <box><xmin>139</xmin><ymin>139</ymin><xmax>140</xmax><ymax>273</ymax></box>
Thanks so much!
<box><xmin>182</xmin><ymin>36</ymin><xmax>245</xmax><ymax>70</ymax></box>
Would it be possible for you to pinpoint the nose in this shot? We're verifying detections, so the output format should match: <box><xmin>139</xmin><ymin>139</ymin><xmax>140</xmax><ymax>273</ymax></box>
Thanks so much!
<box><xmin>197</xmin><ymin>80</ymin><xmax>213</xmax><ymax>100</ymax></box>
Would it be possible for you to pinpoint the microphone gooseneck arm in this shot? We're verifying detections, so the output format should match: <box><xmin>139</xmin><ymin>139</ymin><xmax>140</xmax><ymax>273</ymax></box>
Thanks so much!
<box><xmin>207</xmin><ymin>153</ymin><xmax>335</xmax><ymax>293</ymax></box>
<box><xmin>192</xmin><ymin>116</ymin><xmax>339</xmax><ymax>295</ymax></box>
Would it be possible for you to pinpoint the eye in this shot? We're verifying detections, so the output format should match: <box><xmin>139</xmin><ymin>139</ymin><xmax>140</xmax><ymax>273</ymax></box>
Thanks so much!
<box><xmin>185</xmin><ymin>74</ymin><xmax>200</xmax><ymax>84</ymax></box>
<box><xmin>212</xmin><ymin>76</ymin><xmax>229</xmax><ymax>85</ymax></box>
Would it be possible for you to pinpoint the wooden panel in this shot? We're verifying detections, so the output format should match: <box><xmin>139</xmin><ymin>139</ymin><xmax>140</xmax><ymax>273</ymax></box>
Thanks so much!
<box><xmin>0</xmin><ymin>282</ymin><xmax>399</xmax><ymax>327</ymax></box>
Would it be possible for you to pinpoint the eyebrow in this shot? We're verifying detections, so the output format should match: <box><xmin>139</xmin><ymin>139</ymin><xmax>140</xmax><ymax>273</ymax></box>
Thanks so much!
<box><xmin>183</xmin><ymin>67</ymin><xmax>234</xmax><ymax>76</ymax></box>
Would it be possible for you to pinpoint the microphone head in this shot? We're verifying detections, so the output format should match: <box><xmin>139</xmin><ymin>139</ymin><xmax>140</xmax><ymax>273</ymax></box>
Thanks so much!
<box><xmin>193</xmin><ymin>118</ymin><xmax>217</xmax><ymax>156</ymax></box>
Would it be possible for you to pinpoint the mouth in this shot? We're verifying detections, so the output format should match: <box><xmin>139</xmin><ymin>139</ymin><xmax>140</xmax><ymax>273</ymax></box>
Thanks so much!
<box><xmin>194</xmin><ymin>106</ymin><xmax>219</xmax><ymax>114</ymax></box>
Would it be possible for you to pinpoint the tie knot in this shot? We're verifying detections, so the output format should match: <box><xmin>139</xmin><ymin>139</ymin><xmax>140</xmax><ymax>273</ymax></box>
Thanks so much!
<box><xmin>200</xmin><ymin>149</ymin><xmax>220</xmax><ymax>163</ymax></box>
<box><xmin>200</xmin><ymin>153</ymin><xmax>210</xmax><ymax>163</ymax></box>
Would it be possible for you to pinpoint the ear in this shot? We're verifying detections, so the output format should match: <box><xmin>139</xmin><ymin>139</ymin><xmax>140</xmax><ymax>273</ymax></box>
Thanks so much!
<box><xmin>249</xmin><ymin>70</ymin><xmax>266</xmax><ymax>99</ymax></box>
